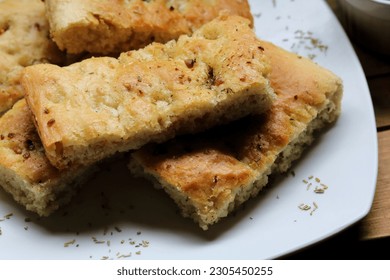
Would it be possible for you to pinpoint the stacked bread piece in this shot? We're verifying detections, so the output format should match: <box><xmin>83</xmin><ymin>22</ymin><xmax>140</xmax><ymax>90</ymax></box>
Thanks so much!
<box><xmin>0</xmin><ymin>0</ymin><xmax>342</xmax><ymax>230</ymax></box>
<box><xmin>22</xmin><ymin>15</ymin><xmax>274</xmax><ymax>170</ymax></box>
<box><xmin>129</xmin><ymin>41</ymin><xmax>343</xmax><ymax>230</ymax></box>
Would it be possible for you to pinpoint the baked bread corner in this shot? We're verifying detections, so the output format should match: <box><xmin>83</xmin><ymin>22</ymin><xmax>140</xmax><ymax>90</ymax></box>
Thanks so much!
<box><xmin>0</xmin><ymin>99</ymin><xmax>96</xmax><ymax>216</ymax></box>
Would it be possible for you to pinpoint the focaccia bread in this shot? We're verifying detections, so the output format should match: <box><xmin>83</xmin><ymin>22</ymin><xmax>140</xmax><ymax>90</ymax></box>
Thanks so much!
<box><xmin>45</xmin><ymin>0</ymin><xmax>253</xmax><ymax>54</ymax></box>
<box><xmin>0</xmin><ymin>0</ymin><xmax>64</xmax><ymax>115</ymax></box>
<box><xmin>0</xmin><ymin>99</ymin><xmax>96</xmax><ymax>216</ymax></box>
<box><xmin>23</xmin><ymin>15</ymin><xmax>275</xmax><ymax>170</ymax></box>
<box><xmin>129</xmin><ymin>41</ymin><xmax>343</xmax><ymax>230</ymax></box>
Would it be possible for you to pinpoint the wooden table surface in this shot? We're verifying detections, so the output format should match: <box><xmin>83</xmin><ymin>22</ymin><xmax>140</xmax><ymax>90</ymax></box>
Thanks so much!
<box><xmin>286</xmin><ymin>0</ymin><xmax>390</xmax><ymax>259</ymax></box>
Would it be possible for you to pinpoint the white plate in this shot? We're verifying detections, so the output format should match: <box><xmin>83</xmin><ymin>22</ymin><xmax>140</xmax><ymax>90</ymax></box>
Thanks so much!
<box><xmin>0</xmin><ymin>0</ymin><xmax>378</xmax><ymax>260</ymax></box>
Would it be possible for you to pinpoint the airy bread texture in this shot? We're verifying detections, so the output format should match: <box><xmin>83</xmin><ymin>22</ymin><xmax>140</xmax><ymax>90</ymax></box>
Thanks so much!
<box><xmin>129</xmin><ymin>41</ymin><xmax>343</xmax><ymax>230</ymax></box>
<box><xmin>0</xmin><ymin>0</ymin><xmax>64</xmax><ymax>115</ymax></box>
<box><xmin>45</xmin><ymin>0</ymin><xmax>253</xmax><ymax>54</ymax></box>
<box><xmin>0</xmin><ymin>99</ymin><xmax>96</xmax><ymax>216</ymax></box>
<box><xmin>22</xmin><ymin>15</ymin><xmax>275</xmax><ymax>170</ymax></box>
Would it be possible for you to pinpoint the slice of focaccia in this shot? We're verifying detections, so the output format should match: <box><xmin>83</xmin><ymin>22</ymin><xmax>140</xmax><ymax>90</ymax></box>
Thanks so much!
<box><xmin>0</xmin><ymin>99</ymin><xmax>96</xmax><ymax>216</ymax></box>
<box><xmin>0</xmin><ymin>0</ymin><xmax>64</xmax><ymax>115</ymax></box>
<box><xmin>22</xmin><ymin>15</ymin><xmax>275</xmax><ymax>170</ymax></box>
<box><xmin>45</xmin><ymin>0</ymin><xmax>253</xmax><ymax>54</ymax></box>
<box><xmin>129</xmin><ymin>41</ymin><xmax>343</xmax><ymax>230</ymax></box>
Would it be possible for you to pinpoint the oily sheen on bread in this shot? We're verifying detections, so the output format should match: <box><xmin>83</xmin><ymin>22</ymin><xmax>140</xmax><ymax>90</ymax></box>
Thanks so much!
<box><xmin>22</xmin><ymin>15</ymin><xmax>275</xmax><ymax>170</ymax></box>
<box><xmin>128</xmin><ymin>41</ymin><xmax>343</xmax><ymax>230</ymax></box>
<box><xmin>45</xmin><ymin>0</ymin><xmax>253</xmax><ymax>54</ymax></box>
<box><xmin>0</xmin><ymin>0</ymin><xmax>64</xmax><ymax>115</ymax></box>
<box><xmin>0</xmin><ymin>99</ymin><xmax>96</xmax><ymax>216</ymax></box>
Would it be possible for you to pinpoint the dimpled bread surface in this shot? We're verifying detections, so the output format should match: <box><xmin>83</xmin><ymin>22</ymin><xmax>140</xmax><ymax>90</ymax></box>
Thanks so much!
<box><xmin>23</xmin><ymin>15</ymin><xmax>275</xmax><ymax>170</ymax></box>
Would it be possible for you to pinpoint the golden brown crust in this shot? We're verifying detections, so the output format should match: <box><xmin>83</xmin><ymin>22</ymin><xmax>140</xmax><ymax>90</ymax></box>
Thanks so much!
<box><xmin>130</xmin><ymin>41</ymin><xmax>343</xmax><ymax>230</ymax></box>
<box><xmin>0</xmin><ymin>99</ymin><xmax>95</xmax><ymax>216</ymax></box>
<box><xmin>45</xmin><ymin>0</ymin><xmax>253</xmax><ymax>54</ymax></box>
<box><xmin>0</xmin><ymin>0</ymin><xmax>65</xmax><ymax>114</ymax></box>
<box><xmin>23</xmin><ymin>15</ymin><xmax>274</xmax><ymax>170</ymax></box>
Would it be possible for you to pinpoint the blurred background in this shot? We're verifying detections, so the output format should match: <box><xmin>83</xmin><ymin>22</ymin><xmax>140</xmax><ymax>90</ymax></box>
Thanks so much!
<box><xmin>329</xmin><ymin>0</ymin><xmax>390</xmax><ymax>127</ymax></box>
<box><xmin>287</xmin><ymin>0</ymin><xmax>390</xmax><ymax>260</ymax></box>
